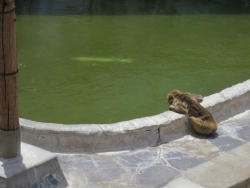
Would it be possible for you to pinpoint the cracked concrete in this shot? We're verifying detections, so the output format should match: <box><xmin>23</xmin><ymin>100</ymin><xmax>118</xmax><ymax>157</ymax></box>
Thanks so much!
<box><xmin>157</xmin><ymin>127</ymin><xmax>162</xmax><ymax>144</ymax></box>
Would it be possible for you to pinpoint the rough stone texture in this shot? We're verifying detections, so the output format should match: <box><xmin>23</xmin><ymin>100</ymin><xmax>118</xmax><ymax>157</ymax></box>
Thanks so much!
<box><xmin>58</xmin><ymin>146</ymin><xmax>199</xmax><ymax>187</ymax></box>
<box><xmin>16</xmin><ymin>108</ymin><xmax>249</xmax><ymax>188</ymax></box>
<box><xmin>0</xmin><ymin>143</ymin><xmax>67</xmax><ymax>188</ymax></box>
<box><xmin>230</xmin><ymin>142</ymin><xmax>250</xmax><ymax>160</ymax></box>
<box><xmin>159</xmin><ymin>115</ymin><xmax>189</xmax><ymax>143</ymax></box>
<box><xmin>31</xmin><ymin>170</ymin><xmax>67</xmax><ymax>188</ymax></box>
<box><xmin>20</xmin><ymin>79</ymin><xmax>250</xmax><ymax>153</ymax></box>
<box><xmin>163</xmin><ymin>177</ymin><xmax>206</xmax><ymax>188</ymax></box>
<box><xmin>185</xmin><ymin>152</ymin><xmax>250</xmax><ymax>188</ymax></box>
<box><xmin>163</xmin><ymin>142</ymin><xmax>250</xmax><ymax>188</ymax></box>
<box><xmin>201</xmin><ymin>79</ymin><xmax>250</xmax><ymax>122</ymax></box>
<box><xmin>207</xmin><ymin>135</ymin><xmax>245</xmax><ymax>151</ymax></box>
<box><xmin>163</xmin><ymin>135</ymin><xmax>220</xmax><ymax>160</ymax></box>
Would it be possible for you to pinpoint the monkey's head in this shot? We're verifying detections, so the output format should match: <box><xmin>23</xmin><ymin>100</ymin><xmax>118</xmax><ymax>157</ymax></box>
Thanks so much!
<box><xmin>167</xmin><ymin>90</ymin><xmax>181</xmax><ymax>104</ymax></box>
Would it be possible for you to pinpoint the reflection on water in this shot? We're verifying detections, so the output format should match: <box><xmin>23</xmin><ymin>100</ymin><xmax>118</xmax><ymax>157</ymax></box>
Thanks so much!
<box><xmin>73</xmin><ymin>57</ymin><xmax>132</xmax><ymax>63</ymax></box>
<box><xmin>17</xmin><ymin>1</ymin><xmax>250</xmax><ymax>124</ymax></box>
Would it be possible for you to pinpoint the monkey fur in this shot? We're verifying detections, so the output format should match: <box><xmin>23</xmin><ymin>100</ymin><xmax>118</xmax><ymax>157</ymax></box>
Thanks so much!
<box><xmin>167</xmin><ymin>90</ymin><xmax>218</xmax><ymax>135</ymax></box>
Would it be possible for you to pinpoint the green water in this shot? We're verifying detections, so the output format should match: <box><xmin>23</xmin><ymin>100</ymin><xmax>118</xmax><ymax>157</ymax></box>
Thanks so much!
<box><xmin>17</xmin><ymin>13</ymin><xmax>250</xmax><ymax>124</ymax></box>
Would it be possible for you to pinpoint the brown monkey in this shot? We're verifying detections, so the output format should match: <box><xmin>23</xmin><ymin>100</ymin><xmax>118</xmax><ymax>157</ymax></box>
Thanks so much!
<box><xmin>167</xmin><ymin>90</ymin><xmax>218</xmax><ymax>135</ymax></box>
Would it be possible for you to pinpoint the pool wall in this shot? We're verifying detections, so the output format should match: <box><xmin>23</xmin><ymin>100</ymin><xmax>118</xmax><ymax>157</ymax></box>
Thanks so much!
<box><xmin>20</xmin><ymin>79</ymin><xmax>250</xmax><ymax>153</ymax></box>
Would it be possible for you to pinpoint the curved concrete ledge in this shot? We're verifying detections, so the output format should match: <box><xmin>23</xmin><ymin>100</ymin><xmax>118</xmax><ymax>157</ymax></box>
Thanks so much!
<box><xmin>20</xmin><ymin>79</ymin><xmax>250</xmax><ymax>153</ymax></box>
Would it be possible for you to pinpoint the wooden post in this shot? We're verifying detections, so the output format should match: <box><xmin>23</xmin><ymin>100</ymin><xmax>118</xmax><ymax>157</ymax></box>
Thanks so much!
<box><xmin>0</xmin><ymin>0</ymin><xmax>20</xmax><ymax>158</ymax></box>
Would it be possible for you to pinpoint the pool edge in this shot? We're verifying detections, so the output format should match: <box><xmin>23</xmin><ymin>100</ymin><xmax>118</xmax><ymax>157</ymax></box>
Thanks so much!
<box><xmin>20</xmin><ymin>79</ymin><xmax>250</xmax><ymax>153</ymax></box>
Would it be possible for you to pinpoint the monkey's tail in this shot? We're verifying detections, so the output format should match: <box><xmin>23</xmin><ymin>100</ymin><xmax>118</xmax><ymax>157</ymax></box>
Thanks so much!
<box><xmin>189</xmin><ymin>116</ymin><xmax>218</xmax><ymax>135</ymax></box>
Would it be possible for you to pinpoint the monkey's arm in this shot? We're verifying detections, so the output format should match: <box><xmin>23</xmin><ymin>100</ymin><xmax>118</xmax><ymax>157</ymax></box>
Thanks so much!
<box><xmin>169</xmin><ymin>103</ymin><xmax>188</xmax><ymax>115</ymax></box>
<box><xmin>189</xmin><ymin>94</ymin><xmax>203</xmax><ymax>103</ymax></box>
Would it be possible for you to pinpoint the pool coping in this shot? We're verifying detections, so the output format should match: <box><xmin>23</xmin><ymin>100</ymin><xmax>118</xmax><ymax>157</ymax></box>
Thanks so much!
<box><xmin>20</xmin><ymin>79</ymin><xmax>250</xmax><ymax>153</ymax></box>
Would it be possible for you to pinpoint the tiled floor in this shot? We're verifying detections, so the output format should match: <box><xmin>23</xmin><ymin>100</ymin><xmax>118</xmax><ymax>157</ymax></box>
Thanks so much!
<box><xmin>35</xmin><ymin>109</ymin><xmax>250</xmax><ymax>188</ymax></box>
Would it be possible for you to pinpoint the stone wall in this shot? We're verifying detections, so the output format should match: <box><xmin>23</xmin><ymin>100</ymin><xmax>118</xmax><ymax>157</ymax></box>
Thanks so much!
<box><xmin>20</xmin><ymin>79</ymin><xmax>250</xmax><ymax>153</ymax></box>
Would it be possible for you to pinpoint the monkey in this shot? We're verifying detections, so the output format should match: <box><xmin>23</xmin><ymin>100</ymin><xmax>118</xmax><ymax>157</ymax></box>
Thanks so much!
<box><xmin>167</xmin><ymin>90</ymin><xmax>218</xmax><ymax>135</ymax></box>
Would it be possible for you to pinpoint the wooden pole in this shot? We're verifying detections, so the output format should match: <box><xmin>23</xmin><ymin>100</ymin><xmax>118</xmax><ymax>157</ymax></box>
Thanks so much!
<box><xmin>0</xmin><ymin>0</ymin><xmax>19</xmax><ymax>131</ymax></box>
<box><xmin>0</xmin><ymin>0</ymin><xmax>20</xmax><ymax>158</ymax></box>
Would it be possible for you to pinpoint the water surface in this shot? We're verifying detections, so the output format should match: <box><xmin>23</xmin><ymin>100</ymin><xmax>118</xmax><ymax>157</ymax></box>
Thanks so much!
<box><xmin>17</xmin><ymin>1</ymin><xmax>250</xmax><ymax>124</ymax></box>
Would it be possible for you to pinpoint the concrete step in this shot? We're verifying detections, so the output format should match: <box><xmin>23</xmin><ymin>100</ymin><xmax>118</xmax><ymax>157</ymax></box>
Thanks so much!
<box><xmin>164</xmin><ymin>143</ymin><xmax>250</xmax><ymax>188</ymax></box>
<box><xmin>0</xmin><ymin>143</ymin><xmax>67</xmax><ymax>188</ymax></box>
